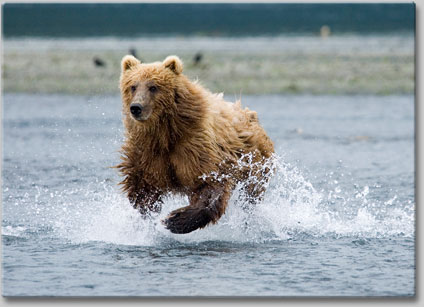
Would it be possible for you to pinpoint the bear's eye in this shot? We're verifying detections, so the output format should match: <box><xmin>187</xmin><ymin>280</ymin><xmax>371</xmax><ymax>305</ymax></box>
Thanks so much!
<box><xmin>130</xmin><ymin>85</ymin><xmax>137</xmax><ymax>93</ymax></box>
<box><xmin>148</xmin><ymin>86</ymin><xmax>158</xmax><ymax>93</ymax></box>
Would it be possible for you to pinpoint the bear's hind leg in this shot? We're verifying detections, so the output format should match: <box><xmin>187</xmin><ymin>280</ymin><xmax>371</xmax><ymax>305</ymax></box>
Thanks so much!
<box><xmin>239</xmin><ymin>160</ymin><xmax>274</xmax><ymax>209</ymax></box>
<box><xmin>237</xmin><ymin>182</ymin><xmax>265</xmax><ymax>211</ymax></box>
<box><xmin>162</xmin><ymin>182</ymin><xmax>231</xmax><ymax>234</ymax></box>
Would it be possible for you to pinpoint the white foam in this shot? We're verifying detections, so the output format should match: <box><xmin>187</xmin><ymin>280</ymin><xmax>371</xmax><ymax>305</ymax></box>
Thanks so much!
<box><xmin>2</xmin><ymin>225</ymin><xmax>28</xmax><ymax>237</ymax></box>
<box><xmin>42</xmin><ymin>155</ymin><xmax>414</xmax><ymax>246</ymax></box>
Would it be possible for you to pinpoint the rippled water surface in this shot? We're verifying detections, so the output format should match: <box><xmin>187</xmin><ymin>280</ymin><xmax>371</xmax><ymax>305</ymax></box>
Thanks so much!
<box><xmin>2</xmin><ymin>94</ymin><xmax>415</xmax><ymax>296</ymax></box>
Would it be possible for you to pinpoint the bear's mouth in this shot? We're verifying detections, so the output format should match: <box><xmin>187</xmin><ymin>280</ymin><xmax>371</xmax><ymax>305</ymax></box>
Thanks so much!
<box><xmin>131</xmin><ymin>112</ymin><xmax>151</xmax><ymax>122</ymax></box>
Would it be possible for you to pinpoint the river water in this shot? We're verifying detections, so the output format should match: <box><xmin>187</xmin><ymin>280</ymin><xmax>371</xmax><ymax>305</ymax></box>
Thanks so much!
<box><xmin>1</xmin><ymin>93</ymin><xmax>414</xmax><ymax>296</ymax></box>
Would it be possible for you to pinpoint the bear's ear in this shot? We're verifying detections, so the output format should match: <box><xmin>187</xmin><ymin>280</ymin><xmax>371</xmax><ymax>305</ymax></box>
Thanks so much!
<box><xmin>121</xmin><ymin>55</ymin><xmax>141</xmax><ymax>72</ymax></box>
<box><xmin>163</xmin><ymin>55</ymin><xmax>183</xmax><ymax>75</ymax></box>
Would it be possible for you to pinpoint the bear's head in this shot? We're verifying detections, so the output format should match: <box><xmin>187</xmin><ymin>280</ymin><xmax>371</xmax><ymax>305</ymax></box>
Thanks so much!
<box><xmin>119</xmin><ymin>55</ymin><xmax>184</xmax><ymax>123</ymax></box>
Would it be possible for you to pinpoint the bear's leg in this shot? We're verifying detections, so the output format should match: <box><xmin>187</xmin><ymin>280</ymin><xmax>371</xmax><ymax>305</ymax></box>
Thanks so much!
<box><xmin>162</xmin><ymin>182</ymin><xmax>232</xmax><ymax>234</ymax></box>
<box><xmin>132</xmin><ymin>190</ymin><xmax>162</xmax><ymax>215</ymax></box>
<box><xmin>237</xmin><ymin>173</ymin><xmax>273</xmax><ymax>212</ymax></box>
<box><xmin>242</xmin><ymin>182</ymin><xmax>266</xmax><ymax>204</ymax></box>
<box><xmin>234</xmin><ymin>181</ymin><xmax>267</xmax><ymax>214</ymax></box>
<box><xmin>239</xmin><ymin>161</ymin><xmax>274</xmax><ymax>208</ymax></box>
<box><xmin>128</xmin><ymin>184</ymin><xmax>163</xmax><ymax>215</ymax></box>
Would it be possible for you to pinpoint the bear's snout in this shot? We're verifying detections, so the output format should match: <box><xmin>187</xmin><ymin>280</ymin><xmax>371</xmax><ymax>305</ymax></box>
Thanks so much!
<box><xmin>130</xmin><ymin>103</ymin><xmax>143</xmax><ymax>117</ymax></box>
<box><xmin>129</xmin><ymin>102</ymin><xmax>152</xmax><ymax>121</ymax></box>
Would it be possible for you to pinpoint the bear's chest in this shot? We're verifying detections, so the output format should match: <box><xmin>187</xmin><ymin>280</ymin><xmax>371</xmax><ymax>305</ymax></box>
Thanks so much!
<box><xmin>142</xmin><ymin>156</ymin><xmax>187</xmax><ymax>192</ymax></box>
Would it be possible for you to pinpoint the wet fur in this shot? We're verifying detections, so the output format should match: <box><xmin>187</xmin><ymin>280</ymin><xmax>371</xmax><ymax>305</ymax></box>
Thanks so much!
<box><xmin>117</xmin><ymin>55</ymin><xmax>274</xmax><ymax>233</ymax></box>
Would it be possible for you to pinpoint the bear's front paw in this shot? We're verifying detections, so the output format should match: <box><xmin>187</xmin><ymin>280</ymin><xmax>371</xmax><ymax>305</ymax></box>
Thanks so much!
<box><xmin>162</xmin><ymin>206</ymin><xmax>212</xmax><ymax>234</ymax></box>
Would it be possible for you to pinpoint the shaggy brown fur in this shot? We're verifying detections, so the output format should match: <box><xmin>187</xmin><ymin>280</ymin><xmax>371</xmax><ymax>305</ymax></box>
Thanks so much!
<box><xmin>117</xmin><ymin>55</ymin><xmax>274</xmax><ymax>234</ymax></box>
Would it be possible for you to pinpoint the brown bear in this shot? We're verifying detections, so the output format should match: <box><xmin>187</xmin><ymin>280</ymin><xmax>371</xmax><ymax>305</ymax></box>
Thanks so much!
<box><xmin>117</xmin><ymin>55</ymin><xmax>274</xmax><ymax>234</ymax></box>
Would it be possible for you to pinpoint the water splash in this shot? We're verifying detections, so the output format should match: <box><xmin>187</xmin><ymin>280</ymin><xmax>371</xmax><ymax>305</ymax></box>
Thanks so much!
<box><xmin>2</xmin><ymin>155</ymin><xmax>414</xmax><ymax>246</ymax></box>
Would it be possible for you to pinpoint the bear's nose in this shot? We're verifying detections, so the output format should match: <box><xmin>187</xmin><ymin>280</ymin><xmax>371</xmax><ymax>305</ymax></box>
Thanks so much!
<box><xmin>130</xmin><ymin>103</ymin><xmax>143</xmax><ymax>117</ymax></box>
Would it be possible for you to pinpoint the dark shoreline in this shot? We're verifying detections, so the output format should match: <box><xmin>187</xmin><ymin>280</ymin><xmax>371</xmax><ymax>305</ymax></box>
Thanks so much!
<box><xmin>3</xmin><ymin>3</ymin><xmax>415</xmax><ymax>38</ymax></box>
